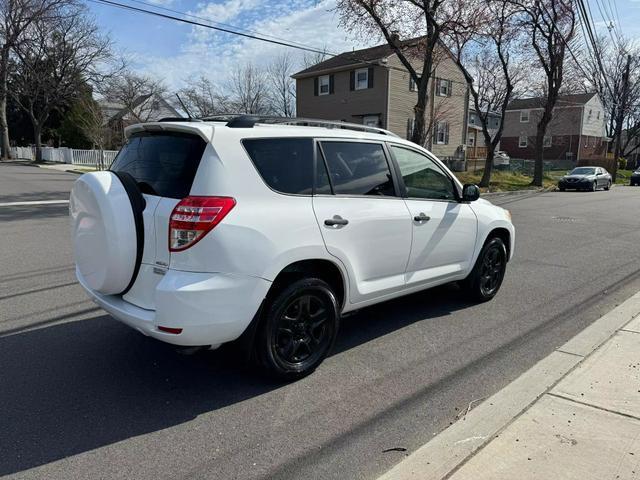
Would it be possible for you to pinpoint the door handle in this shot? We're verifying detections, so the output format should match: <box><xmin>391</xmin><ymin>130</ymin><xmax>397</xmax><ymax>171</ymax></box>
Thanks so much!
<box><xmin>414</xmin><ymin>213</ymin><xmax>431</xmax><ymax>222</ymax></box>
<box><xmin>324</xmin><ymin>216</ymin><xmax>349</xmax><ymax>226</ymax></box>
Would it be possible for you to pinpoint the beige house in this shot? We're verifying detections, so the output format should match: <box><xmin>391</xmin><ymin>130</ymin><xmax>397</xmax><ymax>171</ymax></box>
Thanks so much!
<box><xmin>292</xmin><ymin>38</ymin><xmax>470</xmax><ymax>159</ymax></box>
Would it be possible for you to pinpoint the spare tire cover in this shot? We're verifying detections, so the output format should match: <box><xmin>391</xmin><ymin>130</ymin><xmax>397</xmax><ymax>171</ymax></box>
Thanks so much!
<box><xmin>70</xmin><ymin>171</ymin><xmax>139</xmax><ymax>295</ymax></box>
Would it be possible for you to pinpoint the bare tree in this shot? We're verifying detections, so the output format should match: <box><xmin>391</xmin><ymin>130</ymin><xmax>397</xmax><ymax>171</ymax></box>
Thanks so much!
<box><xmin>267</xmin><ymin>53</ymin><xmax>296</xmax><ymax>117</ymax></box>
<box><xmin>228</xmin><ymin>64</ymin><xmax>271</xmax><ymax>114</ymax></box>
<box><xmin>335</xmin><ymin>0</ymin><xmax>467</xmax><ymax>146</ymax></box>
<box><xmin>584</xmin><ymin>36</ymin><xmax>640</xmax><ymax>160</ymax></box>
<box><xmin>175</xmin><ymin>76</ymin><xmax>228</xmax><ymax>118</ymax></box>
<box><xmin>9</xmin><ymin>4</ymin><xmax>112</xmax><ymax>161</ymax></box>
<box><xmin>448</xmin><ymin>0</ymin><xmax>522</xmax><ymax>187</ymax></box>
<box><xmin>515</xmin><ymin>0</ymin><xmax>576</xmax><ymax>186</ymax></box>
<box><xmin>101</xmin><ymin>71</ymin><xmax>166</xmax><ymax>122</ymax></box>
<box><xmin>0</xmin><ymin>0</ymin><xmax>73</xmax><ymax>159</ymax></box>
<box><xmin>301</xmin><ymin>46</ymin><xmax>330</xmax><ymax>69</ymax></box>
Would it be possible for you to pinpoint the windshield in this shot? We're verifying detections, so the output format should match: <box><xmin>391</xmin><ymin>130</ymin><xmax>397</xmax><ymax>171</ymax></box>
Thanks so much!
<box><xmin>569</xmin><ymin>167</ymin><xmax>595</xmax><ymax>175</ymax></box>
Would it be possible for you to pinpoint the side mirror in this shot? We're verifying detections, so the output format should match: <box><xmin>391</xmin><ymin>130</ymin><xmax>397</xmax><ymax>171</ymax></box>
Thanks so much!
<box><xmin>462</xmin><ymin>184</ymin><xmax>480</xmax><ymax>202</ymax></box>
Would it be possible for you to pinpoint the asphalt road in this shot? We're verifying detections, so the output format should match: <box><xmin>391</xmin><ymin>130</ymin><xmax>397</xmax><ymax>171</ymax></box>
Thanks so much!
<box><xmin>2</xmin><ymin>161</ymin><xmax>640</xmax><ymax>480</ymax></box>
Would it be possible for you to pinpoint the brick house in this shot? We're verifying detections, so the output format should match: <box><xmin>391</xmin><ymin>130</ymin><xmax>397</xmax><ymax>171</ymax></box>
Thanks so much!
<box><xmin>292</xmin><ymin>38</ymin><xmax>470</xmax><ymax>159</ymax></box>
<box><xmin>501</xmin><ymin>93</ymin><xmax>610</xmax><ymax>166</ymax></box>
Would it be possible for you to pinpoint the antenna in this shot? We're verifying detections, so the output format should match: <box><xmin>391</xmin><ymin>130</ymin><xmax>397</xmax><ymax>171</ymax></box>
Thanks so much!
<box><xmin>175</xmin><ymin>93</ymin><xmax>192</xmax><ymax>119</ymax></box>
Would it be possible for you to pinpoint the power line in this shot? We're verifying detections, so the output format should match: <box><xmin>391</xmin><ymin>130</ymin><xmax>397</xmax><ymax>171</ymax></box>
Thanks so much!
<box><xmin>87</xmin><ymin>0</ymin><xmax>333</xmax><ymax>56</ymax></box>
<box><xmin>121</xmin><ymin>0</ymin><xmax>329</xmax><ymax>53</ymax></box>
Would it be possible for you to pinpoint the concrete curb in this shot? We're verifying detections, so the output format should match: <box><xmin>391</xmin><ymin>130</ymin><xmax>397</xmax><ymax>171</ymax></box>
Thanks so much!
<box><xmin>378</xmin><ymin>291</ymin><xmax>640</xmax><ymax>480</ymax></box>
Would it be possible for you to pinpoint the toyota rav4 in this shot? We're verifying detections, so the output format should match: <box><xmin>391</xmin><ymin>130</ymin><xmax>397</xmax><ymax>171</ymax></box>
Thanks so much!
<box><xmin>70</xmin><ymin>116</ymin><xmax>515</xmax><ymax>379</ymax></box>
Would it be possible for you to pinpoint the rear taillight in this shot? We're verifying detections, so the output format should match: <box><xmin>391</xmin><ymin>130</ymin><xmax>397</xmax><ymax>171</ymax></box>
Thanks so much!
<box><xmin>169</xmin><ymin>196</ymin><xmax>236</xmax><ymax>252</ymax></box>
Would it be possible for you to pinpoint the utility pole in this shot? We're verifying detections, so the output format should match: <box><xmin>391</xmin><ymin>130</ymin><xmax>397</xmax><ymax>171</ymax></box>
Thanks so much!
<box><xmin>613</xmin><ymin>53</ymin><xmax>632</xmax><ymax>183</ymax></box>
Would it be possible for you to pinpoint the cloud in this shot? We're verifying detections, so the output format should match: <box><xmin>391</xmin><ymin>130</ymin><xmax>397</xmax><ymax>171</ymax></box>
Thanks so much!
<box><xmin>133</xmin><ymin>0</ymin><xmax>375</xmax><ymax>89</ymax></box>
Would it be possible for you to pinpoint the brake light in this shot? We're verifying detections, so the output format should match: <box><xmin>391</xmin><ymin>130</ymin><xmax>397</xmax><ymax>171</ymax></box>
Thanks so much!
<box><xmin>169</xmin><ymin>196</ymin><xmax>236</xmax><ymax>252</ymax></box>
<box><xmin>158</xmin><ymin>326</ymin><xmax>183</xmax><ymax>334</ymax></box>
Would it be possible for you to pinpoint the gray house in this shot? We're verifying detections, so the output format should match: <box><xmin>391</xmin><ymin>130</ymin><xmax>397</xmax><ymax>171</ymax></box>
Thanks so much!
<box><xmin>292</xmin><ymin>38</ymin><xmax>470</xmax><ymax>159</ymax></box>
<box><xmin>501</xmin><ymin>93</ymin><xmax>609</xmax><ymax>166</ymax></box>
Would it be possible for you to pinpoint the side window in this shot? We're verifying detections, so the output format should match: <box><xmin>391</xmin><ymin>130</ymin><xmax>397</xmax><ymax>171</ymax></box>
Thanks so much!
<box><xmin>243</xmin><ymin>138</ymin><xmax>314</xmax><ymax>195</ymax></box>
<box><xmin>390</xmin><ymin>145</ymin><xmax>456</xmax><ymax>201</ymax></box>
<box><xmin>315</xmin><ymin>144</ymin><xmax>332</xmax><ymax>194</ymax></box>
<box><xmin>320</xmin><ymin>141</ymin><xmax>395</xmax><ymax>196</ymax></box>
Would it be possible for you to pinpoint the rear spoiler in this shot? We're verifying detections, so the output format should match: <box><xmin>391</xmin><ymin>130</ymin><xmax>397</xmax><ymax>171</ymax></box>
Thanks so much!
<box><xmin>124</xmin><ymin>122</ymin><xmax>214</xmax><ymax>143</ymax></box>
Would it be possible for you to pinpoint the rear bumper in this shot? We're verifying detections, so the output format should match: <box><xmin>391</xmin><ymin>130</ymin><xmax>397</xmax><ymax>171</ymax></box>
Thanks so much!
<box><xmin>77</xmin><ymin>267</ymin><xmax>272</xmax><ymax>346</ymax></box>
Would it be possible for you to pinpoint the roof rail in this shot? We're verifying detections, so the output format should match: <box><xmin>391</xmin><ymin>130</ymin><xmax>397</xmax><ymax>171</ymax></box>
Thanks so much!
<box><xmin>157</xmin><ymin>117</ymin><xmax>202</xmax><ymax>123</ymax></box>
<box><xmin>212</xmin><ymin>115</ymin><xmax>399</xmax><ymax>137</ymax></box>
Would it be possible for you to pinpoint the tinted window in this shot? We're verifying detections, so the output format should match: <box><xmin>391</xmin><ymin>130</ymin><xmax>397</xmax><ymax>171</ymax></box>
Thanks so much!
<box><xmin>110</xmin><ymin>132</ymin><xmax>206</xmax><ymax>199</ymax></box>
<box><xmin>391</xmin><ymin>145</ymin><xmax>456</xmax><ymax>200</ymax></box>
<box><xmin>243</xmin><ymin>138</ymin><xmax>314</xmax><ymax>195</ymax></box>
<box><xmin>320</xmin><ymin>142</ymin><xmax>394</xmax><ymax>196</ymax></box>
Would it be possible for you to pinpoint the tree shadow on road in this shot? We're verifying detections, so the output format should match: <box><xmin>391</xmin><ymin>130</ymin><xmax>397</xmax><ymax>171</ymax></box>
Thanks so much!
<box><xmin>0</xmin><ymin>284</ymin><xmax>472</xmax><ymax>476</ymax></box>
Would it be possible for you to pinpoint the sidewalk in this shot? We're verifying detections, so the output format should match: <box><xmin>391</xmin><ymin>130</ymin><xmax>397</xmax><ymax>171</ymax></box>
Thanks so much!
<box><xmin>380</xmin><ymin>293</ymin><xmax>640</xmax><ymax>480</ymax></box>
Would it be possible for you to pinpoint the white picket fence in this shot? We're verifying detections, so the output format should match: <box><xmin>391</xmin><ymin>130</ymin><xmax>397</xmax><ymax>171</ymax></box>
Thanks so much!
<box><xmin>11</xmin><ymin>146</ymin><xmax>118</xmax><ymax>167</ymax></box>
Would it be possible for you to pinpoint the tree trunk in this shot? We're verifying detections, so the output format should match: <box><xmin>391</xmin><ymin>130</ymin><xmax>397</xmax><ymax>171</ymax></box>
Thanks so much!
<box><xmin>33</xmin><ymin>123</ymin><xmax>43</xmax><ymax>163</ymax></box>
<box><xmin>532</xmin><ymin>106</ymin><xmax>553</xmax><ymax>187</ymax></box>
<box><xmin>411</xmin><ymin>98</ymin><xmax>429</xmax><ymax>147</ymax></box>
<box><xmin>480</xmin><ymin>146</ymin><xmax>495</xmax><ymax>188</ymax></box>
<box><xmin>0</xmin><ymin>49</ymin><xmax>11</xmax><ymax>160</ymax></box>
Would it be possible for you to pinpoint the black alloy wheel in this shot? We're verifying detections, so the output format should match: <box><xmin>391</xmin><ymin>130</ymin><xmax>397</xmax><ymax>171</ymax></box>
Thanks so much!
<box><xmin>462</xmin><ymin>236</ymin><xmax>508</xmax><ymax>302</ymax></box>
<box><xmin>255</xmin><ymin>278</ymin><xmax>339</xmax><ymax>380</ymax></box>
<box><xmin>479</xmin><ymin>244</ymin><xmax>506</xmax><ymax>297</ymax></box>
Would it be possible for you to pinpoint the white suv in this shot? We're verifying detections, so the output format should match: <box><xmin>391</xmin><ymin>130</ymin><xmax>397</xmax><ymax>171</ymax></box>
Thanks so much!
<box><xmin>70</xmin><ymin>116</ymin><xmax>514</xmax><ymax>379</ymax></box>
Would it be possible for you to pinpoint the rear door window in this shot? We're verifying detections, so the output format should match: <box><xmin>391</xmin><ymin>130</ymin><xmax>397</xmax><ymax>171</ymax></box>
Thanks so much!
<box><xmin>243</xmin><ymin>138</ymin><xmax>314</xmax><ymax>195</ymax></box>
<box><xmin>320</xmin><ymin>141</ymin><xmax>395</xmax><ymax>196</ymax></box>
<box><xmin>110</xmin><ymin>132</ymin><xmax>206</xmax><ymax>199</ymax></box>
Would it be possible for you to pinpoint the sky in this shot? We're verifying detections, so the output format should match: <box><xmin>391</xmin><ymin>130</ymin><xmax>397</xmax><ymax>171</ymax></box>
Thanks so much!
<box><xmin>86</xmin><ymin>0</ymin><xmax>374</xmax><ymax>90</ymax></box>
<box><xmin>86</xmin><ymin>0</ymin><xmax>640</xmax><ymax>91</ymax></box>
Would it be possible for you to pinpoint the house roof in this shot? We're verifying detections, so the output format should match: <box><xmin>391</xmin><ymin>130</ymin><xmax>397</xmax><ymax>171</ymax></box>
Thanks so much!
<box><xmin>507</xmin><ymin>92</ymin><xmax>597</xmax><ymax>110</ymax></box>
<box><xmin>292</xmin><ymin>37</ymin><xmax>433</xmax><ymax>78</ymax></box>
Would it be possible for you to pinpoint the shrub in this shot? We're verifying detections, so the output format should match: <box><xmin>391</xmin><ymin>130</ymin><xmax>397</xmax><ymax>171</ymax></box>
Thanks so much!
<box><xmin>618</xmin><ymin>157</ymin><xmax>627</xmax><ymax>170</ymax></box>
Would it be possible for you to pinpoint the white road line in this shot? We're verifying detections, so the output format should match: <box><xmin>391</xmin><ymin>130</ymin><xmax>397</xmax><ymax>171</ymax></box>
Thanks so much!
<box><xmin>0</xmin><ymin>200</ymin><xmax>69</xmax><ymax>207</ymax></box>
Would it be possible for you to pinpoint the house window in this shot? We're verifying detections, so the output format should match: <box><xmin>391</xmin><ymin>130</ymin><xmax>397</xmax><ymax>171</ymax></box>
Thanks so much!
<box><xmin>436</xmin><ymin>78</ymin><xmax>452</xmax><ymax>97</ymax></box>
<box><xmin>363</xmin><ymin>115</ymin><xmax>380</xmax><ymax>127</ymax></box>
<box><xmin>319</xmin><ymin>75</ymin><xmax>330</xmax><ymax>95</ymax></box>
<box><xmin>596</xmin><ymin>111</ymin><xmax>600</xmax><ymax>119</ymax></box>
<box><xmin>434</xmin><ymin>121</ymin><xmax>449</xmax><ymax>145</ymax></box>
<box><xmin>588</xmin><ymin>109</ymin><xmax>592</xmax><ymax>119</ymax></box>
<box><xmin>469</xmin><ymin>114</ymin><xmax>475</xmax><ymax>125</ymax></box>
<box><xmin>543</xmin><ymin>135</ymin><xmax>552</xmax><ymax>147</ymax></box>
<box><xmin>409</xmin><ymin>75</ymin><xmax>420</xmax><ymax>92</ymax></box>
<box><xmin>520</xmin><ymin>110</ymin><xmax>530</xmax><ymax>123</ymax></box>
<box><xmin>355</xmin><ymin>68</ymin><xmax>368</xmax><ymax>90</ymax></box>
<box><xmin>519</xmin><ymin>135</ymin><xmax>527</xmax><ymax>148</ymax></box>
<box><xmin>468</xmin><ymin>136</ymin><xmax>475</xmax><ymax>147</ymax></box>
<box><xmin>407</xmin><ymin>118</ymin><xmax>415</xmax><ymax>139</ymax></box>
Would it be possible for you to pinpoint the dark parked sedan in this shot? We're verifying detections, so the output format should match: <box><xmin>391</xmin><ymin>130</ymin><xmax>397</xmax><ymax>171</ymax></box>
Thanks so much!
<box><xmin>558</xmin><ymin>166</ymin><xmax>612</xmax><ymax>191</ymax></box>
<box><xmin>630</xmin><ymin>168</ymin><xmax>640</xmax><ymax>186</ymax></box>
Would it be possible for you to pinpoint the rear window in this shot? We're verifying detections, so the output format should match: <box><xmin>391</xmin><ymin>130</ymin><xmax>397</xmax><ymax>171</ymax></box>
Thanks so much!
<box><xmin>110</xmin><ymin>132</ymin><xmax>206</xmax><ymax>199</ymax></box>
<box><xmin>243</xmin><ymin>138</ymin><xmax>314</xmax><ymax>195</ymax></box>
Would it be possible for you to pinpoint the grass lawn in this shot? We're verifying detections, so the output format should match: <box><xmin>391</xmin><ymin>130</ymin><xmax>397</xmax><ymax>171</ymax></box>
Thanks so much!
<box><xmin>613</xmin><ymin>169</ymin><xmax>634</xmax><ymax>185</ymax></box>
<box><xmin>454</xmin><ymin>170</ymin><xmax>558</xmax><ymax>192</ymax></box>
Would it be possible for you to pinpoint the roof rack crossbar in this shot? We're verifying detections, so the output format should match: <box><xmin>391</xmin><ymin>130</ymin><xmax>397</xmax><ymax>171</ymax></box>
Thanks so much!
<box><xmin>217</xmin><ymin>115</ymin><xmax>400</xmax><ymax>137</ymax></box>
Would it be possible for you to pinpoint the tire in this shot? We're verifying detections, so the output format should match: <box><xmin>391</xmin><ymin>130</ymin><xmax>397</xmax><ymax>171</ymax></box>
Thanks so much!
<box><xmin>559</xmin><ymin>186</ymin><xmax>565</xmax><ymax>192</ymax></box>
<box><xmin>254</xmin><ymin>278</ymin><xmax>339</xmax><ymax>380</ymax></box>
<box><xmin>604</xmin><ymin>181</ymin><xmax>611</xmax><ymax>191</ymax></box>
<box><xmin>461</xmin><ymin>237</ymin><xmax>508</xmax><ymax>302</ymax></box>
<box><xmin>591</xmin><ymin>181</ymin><xmax>597</xmax><ymax>192</ymax></box>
